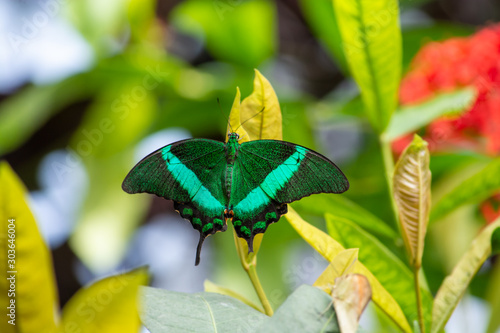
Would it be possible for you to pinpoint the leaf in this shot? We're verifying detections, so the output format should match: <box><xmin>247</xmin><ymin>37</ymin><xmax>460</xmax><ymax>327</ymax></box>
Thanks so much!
<box><xmin>285</xmin><ymin>208</ymin><xmax>412</xmax><ymax>332</ymax></box>
<box><xmin>227</xmin><ymin>87</ymin><xmax>249</xmax><ymax>143</ymax></box>
<box><xmin>486</xmin><ymin>260</ymin><xmax>500</xmax><ymax>333</ymax></box>
<box><xmin>140</xmin><ymin>286</ymin><xmax>268</xmax><ymax>332</ymax></box>
<box><xmin>430</xmin><ymin>158</ymin><xmax>500</xmax><ymax>223</ymax></box>
<box><xmin>332</xmin><ymin>274</ymin><xmax>372</xmax><ymax>333</ymax></box>
<box><xmin>384</xmin><ymin>88</ymin><xmax>477</xmax><ymax>142</ymax></box>
<box><xmin>240</xmin><ymin>69</ymin><xmax>282</xmax><ymax>141</ymax></box>
<box><xmin>59</xmin><ymin>267</ymin><xmax>148</xmax><ymax>333</ymax></box>
<box><xmin>326</xmin><ymin>214</ymin><xmax>434</xmax><ymax>331</ymax></box>
<box><xmin>314</xmin><ymin>248</ymin><xmax>360</xmax><ymax>292</ymax></box>
<box><xmin>393</xmin><ymin>135</ymin><xmax>431</xmax><ymax>268</ymax></box>
<box><xmin>431</xmin><ymin>218</ymin><xmax>500</xmax><ymax>333</ymax></box>
<box><xmin>292</xmin><ymin>194</ymin><xmax>398</xmax><ymax>240</ymax></box>
<box><xmin>171</xmin><ymin>0</ymin><xmax>275</xmax><ymax>67</ymax></box>
<box><xmin>0</xmin><ymin>162</ymin><xmax>59</xmax><ymax>333</ymax></box>
<box><xmin>298</xmin><ymin>0</ymin><xmax>349</xmax><ymax>72</ymax></box>
<box><xmin>257</xmin><ymin>285</ymin><xmax>340</xmax><ymax>333</ymax></box>
<box><xmin>204</xmin><ymin>280</ymin><xmax>264</xmax><ymax>313</ymax></box>
<box><xmin>492</xmin><ymin>227</ymin><xmax>500</xmax><ymax>255</ymax></box>
<box><xmin>332</xmin><ymin>0</ymin><xmax>402</xmax><ymax>132</ymax></box>
<box><xmin>0</xmin><ymin>75</ymin><xmax>94</xmax><ymax>155</ymax></box>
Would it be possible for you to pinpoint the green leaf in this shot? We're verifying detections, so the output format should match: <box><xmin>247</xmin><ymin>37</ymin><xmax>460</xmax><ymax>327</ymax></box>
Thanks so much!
<box><xmin>285</xmin><ymin>208</ymin><xmax>412</xmax><ymax>333</ymax></box>
<box><xmin>0</xmin><ymin>75</ymin><xmax>95</xmax><ymax>155</ymax></box>
<box><xmin>431</xmin><ymin>218</ymin><xmax>500</xmax><ymax>333</ymax></box>
<box><xmin>204</xmin><ymin>280</ymin><xmax>264</xmax><ymax>313</ymax></box>
<box><xmin>140</xmin><ymin>286</ymin><xmax>268</xmax><ymax>332</ymax></box>
<box><xmin>292</xmin><ymin>193</ymin><xmax>398</xmax><ymax>240</ymax></box>
<box><xmin>393</xmin><ymin>135</ymin><xmax>431</xmax><ymax>268</ymax></box>
<box><xmin>0</xmin><ymin>162</ymin><xmax>59</xmax><ymax>333</ymax></box>
<box><xmin>171</xmin><ymin>0</ymin><xmax>275</xmax><ymax>67</ymax></box>
<box><xmin>59</xmin><ymin>267</ymin><xmax>148</xmax><ymax>333</ymax></box>
<box><xmin>298</xmin><ymin>0</ymin><xmax>349</xmax><ymax>72</ymax></box>
<box><xmin>486</xmin><ymin>260</ymin><xmax>500</xmax><ymax>333</ymax></box>
<box><xmin>326</xmin><ymin>214</ymin><xmax>433</xmax><ymax>332</ymax></box>
<box><xmin>332</xmin><ymin>0</ymin><xmax>402</xmax><ymax>132</ymax></box>
<box><xmin>430</xmin><ymin>158</ymin><xmax>500</xmax><ymax>223</ymax></box>
<box><xmin>256</xmin><ymin>285</ymin><xmax>340</xmax><ymax>333</ymax></box>
<box><xmin>384</xmin><ymin>88</ymin><xmax>476</xmax><ymax>142</ymax></box>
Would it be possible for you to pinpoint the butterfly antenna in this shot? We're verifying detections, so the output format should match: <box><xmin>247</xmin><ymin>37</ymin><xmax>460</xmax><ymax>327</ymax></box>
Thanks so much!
<box><xmin>235</xmin><ymin>107</ymin><xmax>265</xmax><ymax>132</ymax></box>
<box><xmin>217</xmin><ymin>98</ymin><xmax>233</xmax><ymax>134</ymax></box>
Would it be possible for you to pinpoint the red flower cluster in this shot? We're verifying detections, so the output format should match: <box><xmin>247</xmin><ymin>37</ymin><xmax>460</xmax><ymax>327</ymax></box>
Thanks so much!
<box><xmin>396</xmin><ymin>24</ymin><xmax>500</xmax><ymax>224</ymax></box>
<box><xmin>395</xmin><ymin>23</ymin><xmax>500</xmax><ymax>154</ymax></box>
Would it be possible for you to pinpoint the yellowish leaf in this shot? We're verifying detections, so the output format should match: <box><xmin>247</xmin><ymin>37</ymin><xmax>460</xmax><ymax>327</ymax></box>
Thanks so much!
<box><xmin>332</xmin><ymin>274</ymin><xmax>372</xmax><ymax>333</ymax></box>
<box><xmin>314</xmin><ymin>248</ymin><xmax>359</xmax><ymax>293</ymax></box>
<box><xmin>58</xmin><ymin>267</ymin><xmax>148</xmax><ymax>333</ymax></box>
<box><xmin>284</xmin><ymin>207</ymin><xmax>412</xmax><ymax>333</ymax></box>
<box><xmin>431</xmin><ymin>218</ymin><xmax>500</xmax><ymax>333</ymax></box>
<box><xmin>238</xmin><ymin>69</ymin><xmax>282</xmax><ymax>141</ymax></box>
<box><xmin>0</xmin><ymin>162</ymin><xmax>59</xmax><ymax>333</ymax></box>
<box><xmin>393</xmin><ymin>134</ymin><xmax>431</xmax><ymax>268</ymax></box>
<box><xmin>204</xmin><ymin>280</ymin><xmax>264</xmax><ymax>313</ymax></box>
<box><xmin>227</xmin><ymin>87</ymin><xmax>249</xmax><ymax>143</ymax></box>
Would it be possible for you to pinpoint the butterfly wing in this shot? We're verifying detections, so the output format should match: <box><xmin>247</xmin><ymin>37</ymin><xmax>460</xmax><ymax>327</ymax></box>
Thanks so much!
<box><xmin>122</xmin><ymin>138</ymin><xmax>228</xmax><ymax>265</ymax></box>
<box><xmin>230</xmin><ymin>140</ymin><xmax>349</xmax><ymax>249</ymax></box>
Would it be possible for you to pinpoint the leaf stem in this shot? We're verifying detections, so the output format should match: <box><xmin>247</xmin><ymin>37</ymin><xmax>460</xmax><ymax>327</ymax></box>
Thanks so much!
<box><xmin>247</xmin><ymin>264</ymin><xmax>274</xmax><ymax>316</ymax></box>
<box><xmin>233</xmin><ymin>229</ymin><xmax>273</xmax><ymax>316</ymax></box>
<box><xmin>414</xmin><ymin>266</ymin><xmax>426</xmax><ymax>333</ymax></box>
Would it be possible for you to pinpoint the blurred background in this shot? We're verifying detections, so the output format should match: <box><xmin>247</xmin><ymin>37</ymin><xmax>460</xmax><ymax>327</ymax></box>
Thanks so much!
<box><xmin>1</xmin><ymin>0</ymin><xmax>499</xmax><ymax>332</ymax></box>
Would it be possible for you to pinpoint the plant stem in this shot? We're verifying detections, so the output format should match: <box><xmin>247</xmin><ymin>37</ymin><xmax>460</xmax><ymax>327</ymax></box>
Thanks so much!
<box><xmin>247</xmin><ymin>264</ymin><xmax>274</xmax><ymax>316</ymax></box>
<box><xmin>233</xmin><ymin>229</ymin><xmax>273</xmax><ymax>316</ymax></box>
<box><xmin>414</xmin><ymin>266</ymin><xmax>426</xmax><ymax>333</ymax></box>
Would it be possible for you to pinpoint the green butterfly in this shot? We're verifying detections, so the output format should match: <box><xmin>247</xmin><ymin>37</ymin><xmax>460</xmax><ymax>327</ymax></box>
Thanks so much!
<box><xmin>122</xmin><ymin>132</ymin><xmax>349</xmax><ymax>265</ymax></box>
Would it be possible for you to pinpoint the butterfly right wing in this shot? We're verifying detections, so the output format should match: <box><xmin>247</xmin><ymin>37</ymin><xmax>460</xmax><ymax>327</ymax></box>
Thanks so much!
<box><xmin>122</xmin><ymin>138</ymin><xmax>228</xmax><ymax>265</ymax></box>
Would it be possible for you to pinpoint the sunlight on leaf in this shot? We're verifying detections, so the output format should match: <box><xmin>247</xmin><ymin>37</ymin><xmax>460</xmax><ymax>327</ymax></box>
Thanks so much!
<box><xmin>285</xmin><ymin>208</ymin><xmax>412</xmax><ymax>333</ymax></box>
<box><xmin>0</xmin><ymin>162</ymin><xmax>59</xmax><ymax>333</ymax></box>
<box><xmin>204</xmin><ymin>280</ymin><xmax>264</xmax><ymax>313</ymax></box>
<box><xmin>332</xmin><ymin>0</ymin><xmax>401</xmax><ymax>132</ymax></box>
<box><xmin>431</xmin><ymin>157</ymin><xmax>500</xmax><ymax>223</ymax></box>
<box><xmin>431</xmin><ymin>218</ymin><xmax>500</xmax><ymax>333</ymax></box>
<box><xmin>314</xmin><ymin>248</ymin><xmax>359</xmax><ymax>293</ymax></box>
<box><xmin>59</xmin><ymin>268</ymin><xmax>148</xmax><ymax>333</ymax></box>
<box><xmin>393</xmin><ymin>135</ymin><xmax>431</xmax><ymax>268</ymax></box>
<box><xmin>239</xmin><ymin>69</ymin><xmax>282</xmax><ymax>141</ymax></box>
<box><xmin>332</xmin><ymin>274</ymin><xmax>372</xmax><ymax>333</ymax></box>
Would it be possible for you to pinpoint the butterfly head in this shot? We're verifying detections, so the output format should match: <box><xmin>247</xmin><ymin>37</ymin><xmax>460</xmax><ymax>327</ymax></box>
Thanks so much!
<box><xmin>227</xmin><ymin>132</ymin><xmax>240</xmax><ymax>142</ymax></box>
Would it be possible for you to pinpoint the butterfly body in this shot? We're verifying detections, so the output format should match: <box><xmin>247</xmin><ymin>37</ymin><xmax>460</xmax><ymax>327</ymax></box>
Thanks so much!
<box><xmin>123</xmin><ymin>132</ymin><xmax>349</xmax><ymax>265</ymax></box>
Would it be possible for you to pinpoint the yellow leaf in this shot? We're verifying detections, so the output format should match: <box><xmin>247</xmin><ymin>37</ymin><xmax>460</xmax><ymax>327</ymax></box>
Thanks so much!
<box><xmin>314</xmin><ymin>248</ymin><xmax>359</xmax><ymax>293</ymax></box>
<box><xmin>0</xmin><ymin>162</ymin><xmax>59</xmax><ymax>333</ymax></box>
<box><xmin>58</xmin><ymin>267</ymin><xmax>148</xmax><ymax>333</ymax></box>
<box><xmin>238</xmin><ymin>69</ymin><xmax>282</xmax><ymax>141</ymax></box>
<box><xmin>227</xmin><ymin>87</ymin><xmax>249</xmax><ymax>143</ymax></box>
<box><xmin>332</xmin><ymin>274</ymin><xmax>372</xmax><ymax>333</ymax></box>
<box><xmin>431</xmin><ymin>218</ymin><xmax>500</xmax><ymax>333</ymax></box>
<box><xmin>393</xmin><ymin>134</ymin><xmax>431</xmax><ymax>268</ymax></box>
<box><xmin>284</xmin><ymin>208</ymin><xmax>412</xmax><ymax>333</ymax></box>
<box><xmin>204</xmin><ymin>280</ymin><xmax>264</xmax><ymax>313</ymax></box>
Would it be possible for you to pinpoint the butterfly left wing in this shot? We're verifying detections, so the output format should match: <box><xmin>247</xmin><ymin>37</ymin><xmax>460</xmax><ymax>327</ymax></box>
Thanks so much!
<box><xmin>230</xmin><ymin>140</ymin><xmax>349</xmax><ymax>250</ymax></box>
<box><xmin>122</xmin><ymin>138</ymin><xmax>228</xmax><ymax>265</ymax></box>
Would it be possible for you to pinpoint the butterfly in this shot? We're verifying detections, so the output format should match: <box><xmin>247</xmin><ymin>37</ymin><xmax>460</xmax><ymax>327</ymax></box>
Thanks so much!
<box><xmin>122</xmin><ymin>132</ymin><xmax>349</xmax><ymax>265</ymax></box>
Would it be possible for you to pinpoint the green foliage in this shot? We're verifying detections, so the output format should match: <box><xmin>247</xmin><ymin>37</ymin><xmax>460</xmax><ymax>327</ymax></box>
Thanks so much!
<box><xmin>2</xmin><ymin>0</ymin><xmax>499</xmax><ymax>331</ymax></box>
<box><xmin>332</xmin><ymin>0</ymin><xmax>402</xmax><ymax>132</ymax></box>
<box><xmin>141</xmin><ymin>285</ymin><xmax>339</xmax><ymax>333</ymax></box>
